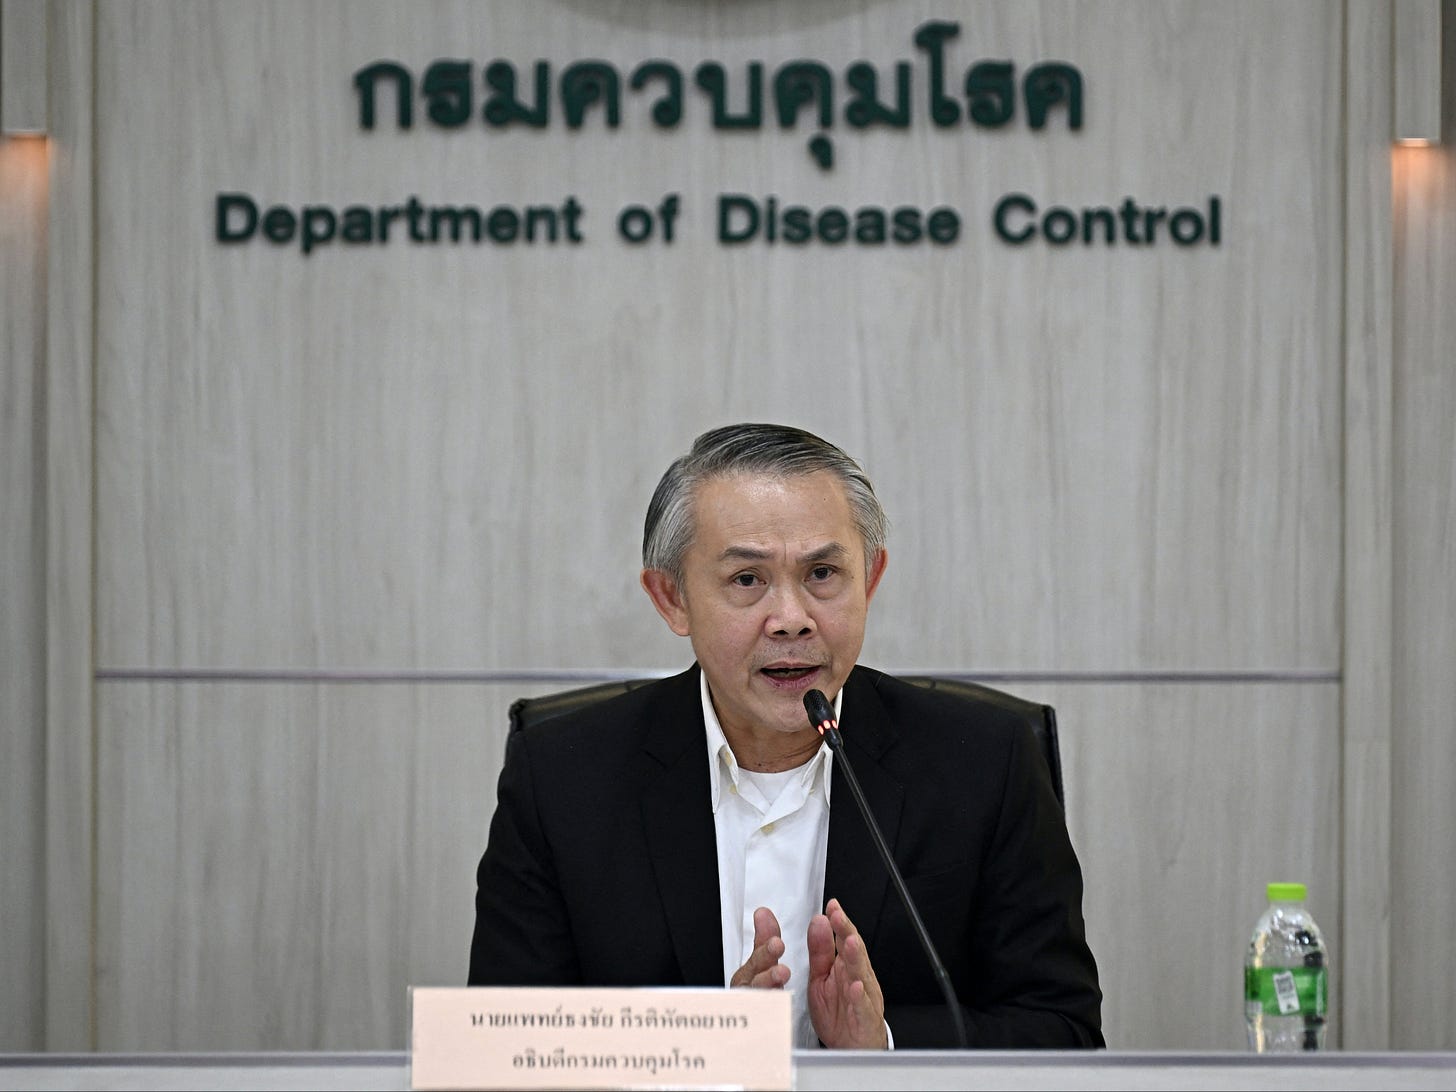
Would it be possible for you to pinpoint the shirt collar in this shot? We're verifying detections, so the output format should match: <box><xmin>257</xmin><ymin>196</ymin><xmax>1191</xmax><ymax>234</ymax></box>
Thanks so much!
<box><xmin>701</xmin><ymin>669</ymin><xmax>839</xmax><ymax>811</ymax></box>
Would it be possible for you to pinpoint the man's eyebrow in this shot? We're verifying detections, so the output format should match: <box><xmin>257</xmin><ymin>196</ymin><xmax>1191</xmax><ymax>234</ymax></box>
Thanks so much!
<box><xmin>801</xmin><ymin>542</ymin><xmax>850</xmax><ymax>565</ymax></box>
<box><xmin>716</xmin><ymin>542</ymin><xmax>850</xmax><ymax>565</ymax></box>
<box><xmin>718</xmin><ymin>545</ymin><xmax>773</xmax><ymax>564</ymax></box>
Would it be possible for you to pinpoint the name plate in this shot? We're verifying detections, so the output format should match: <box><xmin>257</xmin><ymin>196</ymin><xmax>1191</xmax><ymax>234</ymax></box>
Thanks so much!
<box><xmin>409</xmin><ymin>986</ymin><xmax>792</xmax><ymax>1090</ymax></box>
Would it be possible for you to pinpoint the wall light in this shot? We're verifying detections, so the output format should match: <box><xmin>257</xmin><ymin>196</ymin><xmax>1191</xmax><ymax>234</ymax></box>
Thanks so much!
<box><xmin>1394</xmin><ymin>0</ymin><xmax>1442</xmax><ymax>145</ymax></box>
<box><xmin>0</xmin><ymin>0</ymin><xmax>48</xmax><ymax>137</ymax></box>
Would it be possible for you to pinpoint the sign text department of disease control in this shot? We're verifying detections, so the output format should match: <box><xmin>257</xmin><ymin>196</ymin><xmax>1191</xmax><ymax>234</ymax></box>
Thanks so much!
<box><xmin>214</xmin><ymin>20</ymin><xmax>1223</xmax><ymax>256</ymax></box>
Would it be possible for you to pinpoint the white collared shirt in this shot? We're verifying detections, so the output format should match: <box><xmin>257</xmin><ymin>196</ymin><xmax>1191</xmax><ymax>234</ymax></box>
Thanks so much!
<box><xmin>702</xmin><ymin>672</ymin><xmax>836</xmax><ymax>1049</ymax></box>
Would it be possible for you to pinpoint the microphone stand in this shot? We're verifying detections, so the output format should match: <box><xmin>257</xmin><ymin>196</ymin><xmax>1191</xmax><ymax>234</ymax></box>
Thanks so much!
<box><xmin>805</xmin><ymin>690</ymin><xmax>969</xmax><ymax>1050</ymax></box>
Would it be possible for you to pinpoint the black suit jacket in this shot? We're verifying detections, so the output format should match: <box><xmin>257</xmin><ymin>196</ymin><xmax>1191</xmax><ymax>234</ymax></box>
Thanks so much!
<box><xmin>469</xmin><ymin>665</ymin><xmax>1103</xmax><ymax>1048</ymax></box>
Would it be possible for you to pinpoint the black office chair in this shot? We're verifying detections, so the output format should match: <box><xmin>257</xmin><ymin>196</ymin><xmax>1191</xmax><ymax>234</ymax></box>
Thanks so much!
<box><xmin>508</xmin><ymin>674</ymin><xmax>1064</xmax><ymax>809</ymax></box>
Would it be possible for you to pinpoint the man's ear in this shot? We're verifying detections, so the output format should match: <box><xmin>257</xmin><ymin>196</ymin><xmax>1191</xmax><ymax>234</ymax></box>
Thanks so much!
<box><xmin>641</xmin><ymin>569</ymin><xmax>692</xmax><ymax>636</ymax></box>
<box><xmin>864</xmin><ymin>548</ymin><xmax>888</xmax><ymax>604</ymax></box>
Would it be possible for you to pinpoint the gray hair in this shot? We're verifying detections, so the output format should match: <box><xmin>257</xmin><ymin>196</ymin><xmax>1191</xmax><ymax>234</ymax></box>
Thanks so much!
<box><xmin>642</xmin><ymin>423</ymin><xmax>888</xmax><ymax>587</ymax></box>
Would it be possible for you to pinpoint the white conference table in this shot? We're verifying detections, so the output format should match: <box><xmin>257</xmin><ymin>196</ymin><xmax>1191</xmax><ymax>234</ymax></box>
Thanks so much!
<box><xmin>3</xmin><ymin>1050</ymin><xmax>1456</xmax><ymax>1090</ymax></box>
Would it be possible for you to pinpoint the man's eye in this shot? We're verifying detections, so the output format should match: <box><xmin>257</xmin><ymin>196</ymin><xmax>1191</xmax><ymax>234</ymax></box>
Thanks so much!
<box><xmin>809</xmin><ymin>565</ymin><xmax>836</xmax><ymax>581</ymax></box>
<box><xmin>731</xmin><ymin>572</ymin><xmax>759</xmax><ymax>587</ymax></box>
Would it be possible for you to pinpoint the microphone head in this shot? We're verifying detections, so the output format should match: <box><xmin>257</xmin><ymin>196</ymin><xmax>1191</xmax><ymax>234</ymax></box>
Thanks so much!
<box><xmin>803</xmin><ymin>689</ymin><xmax>836</xmax><ymax>732</ymax></box>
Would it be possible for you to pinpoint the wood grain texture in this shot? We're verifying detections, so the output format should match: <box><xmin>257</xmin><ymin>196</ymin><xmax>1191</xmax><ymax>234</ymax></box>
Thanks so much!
<box><xmin>0</xmin><ymin>135</ymin><xmax>48</xmax><ymax>1051</ymax></box>
<box><xmin>1339</xmin><ymin>0</ymin><xmax>1395</xmax><ymax>1051</ymax></box>
<box><xmin>1029</xmin><ymin>682</ymin><xmax>1341</xmax><ymax>1050</ymax></box>
<box><xmin>94</xmin><ymin>681</ymin><xmax>536</xmax><ymax>1050</ymax></box>
<box><xmin>59</xmin><ymin>0</ymin><xmax>1454</xmax><ymax>1055</ymax></box>
<box><xmin>91</xmin><ymin>0</ymin><xmax>1343</xmax><ymax>676</ymax></box>
<box><xmin>1390</xmin><ymin>1</ymin><xmax>1456</xmax><ymax>1048</ymax></box>
<box><xmin>43</xmin><ymin>0</ymin><xmax>97</xmax><ymax>1053</ymax></box>
<box><xmin>92</xmin><ymin>678</ymin><xmax>1339</xmax><ymax>1051</ymax></box>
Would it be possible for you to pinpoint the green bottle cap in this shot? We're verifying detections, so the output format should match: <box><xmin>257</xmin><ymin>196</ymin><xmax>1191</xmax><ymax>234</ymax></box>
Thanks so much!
<box><xmin>1267</xmin><ymin>882</ymin><xmax>1307</xmax><ymax>902</ymax></box>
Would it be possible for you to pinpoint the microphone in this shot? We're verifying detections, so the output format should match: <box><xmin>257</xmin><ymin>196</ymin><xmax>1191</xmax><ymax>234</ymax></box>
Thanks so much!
<box><xmin>804</xmin><ymin>688</ymin><xmax>969</xmax><ymax>1049</ymax></box>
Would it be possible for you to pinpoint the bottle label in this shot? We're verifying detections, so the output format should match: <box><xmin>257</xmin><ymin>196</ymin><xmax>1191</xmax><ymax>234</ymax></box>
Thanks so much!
<box><xmin>1244</xmin><ymin>966</ymin><xmax>1327</xmax><ymax>1016</ymax></box>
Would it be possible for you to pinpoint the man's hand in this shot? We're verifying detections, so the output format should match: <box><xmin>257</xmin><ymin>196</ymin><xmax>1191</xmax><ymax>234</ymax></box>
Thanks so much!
<box><xmin>730</xmin><ymin>907</ymin><xmax>790</xmax><ymax>989</ymax></box>
<box><xmin>806</xmin><ymin>898</ymin><xmax>888</xmax><ymax>1049</ymax></box>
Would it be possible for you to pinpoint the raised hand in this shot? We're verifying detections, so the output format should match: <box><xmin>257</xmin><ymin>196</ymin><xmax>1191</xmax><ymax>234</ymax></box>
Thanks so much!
<box><xmin>806</xmin><ymin>898</ymin><xmax>888</xmax><ymax>1049</ymax></box>
<box><xmin>730</xmin><ymin>906</ymin><xmax>790</xmax><ymax>989</ymax></box>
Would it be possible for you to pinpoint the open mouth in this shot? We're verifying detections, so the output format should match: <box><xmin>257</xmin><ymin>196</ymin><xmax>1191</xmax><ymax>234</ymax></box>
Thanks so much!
<box><xmin>761</xmin><ymin>665</ymin><xmax>819</xmax><ymax>682</ymax></box>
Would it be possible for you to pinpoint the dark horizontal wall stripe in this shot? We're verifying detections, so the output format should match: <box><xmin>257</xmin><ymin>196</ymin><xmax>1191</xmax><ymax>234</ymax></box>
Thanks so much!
<box><xmin>923</xmin><ymin>671</ymin><xmax>1341</xmax><ymax>684</ymax></box>
<box><xmin>95</xmin><ymin>668</ymin><xmax>1341</xmax><ymax>685</ymax></box>
<box><xmin>94</xmin><ymin>668</ymin><xmax>672</xmax><ymax>685</ymax></box>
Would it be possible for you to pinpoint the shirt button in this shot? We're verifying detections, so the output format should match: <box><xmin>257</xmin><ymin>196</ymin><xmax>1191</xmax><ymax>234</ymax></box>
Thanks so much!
<box><xmin>729</xmin><ymin>784</ymin><xmax>738</xmax><ymax>795</ymax></box>
<box><xmin>762</xmin><ymin>822</ymin><xmax>775</xmax><ymax>834</ymax></box>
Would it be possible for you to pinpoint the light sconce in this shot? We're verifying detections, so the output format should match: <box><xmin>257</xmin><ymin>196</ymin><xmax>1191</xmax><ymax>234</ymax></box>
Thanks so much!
<box><xmin>1394</xmin><ymin>0</ymin><xmax>1442</xmax><ymax>146</ymax></box>
<box><xmin>0</xmin><ymin>0</ymin><xmax>47</xmax><ymax>137</ymax></box>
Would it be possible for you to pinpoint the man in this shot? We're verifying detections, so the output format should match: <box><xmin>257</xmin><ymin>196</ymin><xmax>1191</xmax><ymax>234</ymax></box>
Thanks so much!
<box><xmin>469</xmin><ymin>423</ymin><xmax>1103</xmax><ymax>1049</ymax></box>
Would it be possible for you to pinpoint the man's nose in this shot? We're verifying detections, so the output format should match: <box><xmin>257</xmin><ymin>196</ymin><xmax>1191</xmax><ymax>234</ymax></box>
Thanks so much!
<box><xmin>765</xmin><ymin>583</ymin><xmax>815</xmax><ymax>637</ymax></box>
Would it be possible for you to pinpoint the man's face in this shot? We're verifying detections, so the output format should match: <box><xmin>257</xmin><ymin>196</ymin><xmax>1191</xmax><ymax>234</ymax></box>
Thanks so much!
<box><xmin>643</xmin><ymin>470</ymin><xmax>887</xmax><ymax>745</ymax></box>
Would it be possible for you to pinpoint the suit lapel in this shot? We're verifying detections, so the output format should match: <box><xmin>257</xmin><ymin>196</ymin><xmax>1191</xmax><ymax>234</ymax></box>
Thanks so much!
<box><xmin>824</xmin><ymin>668</ymin><xmax>904</xmax><ymax>950</ymax></box>
<box><xmin>638</xmin><ymin>667</ymin><xmax>725</xmax><ymax>986</ymax></box>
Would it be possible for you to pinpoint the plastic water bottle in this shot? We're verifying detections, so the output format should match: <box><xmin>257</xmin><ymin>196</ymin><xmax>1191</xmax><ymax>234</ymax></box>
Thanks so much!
<box><xmin>1244</xmin><ymin>882</ymin><xmax>1329</xmax><ymax>1051</ymax></box>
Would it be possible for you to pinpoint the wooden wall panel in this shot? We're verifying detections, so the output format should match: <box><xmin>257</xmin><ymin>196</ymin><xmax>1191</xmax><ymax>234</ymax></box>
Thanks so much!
<box><xmin>1339</xmin><ymin>0</ymin><xmax>1396</xmax><ymax>1050</ymax></box>
<box><xmin>1030</xmin><ymin>682</ymin><xmax>1341</xmax><ymax>1050</ymax></box>
<box><xmin>93</xmin><ymin>678</ymin><xmax>1340</xmax><ymax>1051</ymax></box>
<box><xmin>94</xmin><ymin>682</ymin><xmax>542</xmax><ymax>1050</ymax></box>
<box><xmin>43</xmin><ymin>0</ymin><xmax>98</xmax><ymax>1050</ymax></box>
<box><xmin>92</xmin><ymin>1</ymin><xmax>1343</xmax><ymax>676</ymax></box>
<box><xmin>1391</xmin><ymin>1</ymin><xmax>1456</xmax><ymax>1047</ymax></box>
<box><xmin>0</xmin><ymin>135</ymin><xmax>48</xmax><ymax>1052</ymax></box>
<box><xmin>58</xmin><ymin>0</ymin><xmax>1426</xmax><ymax>1056</ymax></box>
